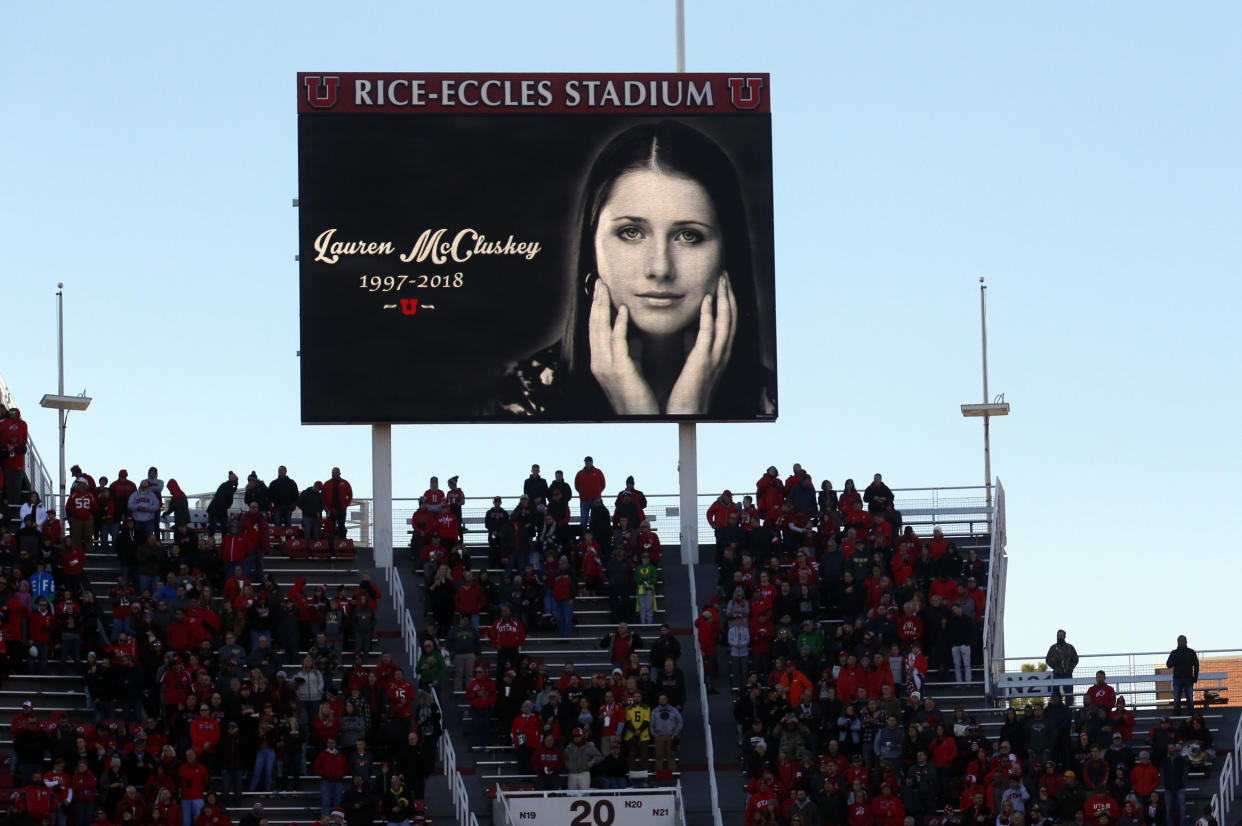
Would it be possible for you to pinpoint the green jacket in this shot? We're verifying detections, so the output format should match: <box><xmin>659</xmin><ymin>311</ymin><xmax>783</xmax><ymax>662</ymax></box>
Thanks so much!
<box><xmin>416</xmin><ymin>649</ymin><xmax>447</xmax><ymax>685</ymax></box>
<box><xmin>634</xmin><ymin>563</ymin><xmax>658</xmax><ymax>592</ymax></box>
<box><xmin>796</xmin><ymin>630</ymin><xmax>824</xmax><ymax>658</ymax></box>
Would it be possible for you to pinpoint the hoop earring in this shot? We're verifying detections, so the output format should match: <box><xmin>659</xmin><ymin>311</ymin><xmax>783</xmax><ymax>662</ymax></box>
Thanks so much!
<box><xmin>583</xmin><ymin>272</ymin><xmax>598</xmax><ymax>297</ymax></box>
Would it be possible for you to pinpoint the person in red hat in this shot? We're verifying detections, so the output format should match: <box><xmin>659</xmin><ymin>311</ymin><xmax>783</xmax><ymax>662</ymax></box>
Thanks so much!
<box><xmin>564</xmin><ymin>727</ymin><xmax>601</xmax><ymax>790</ymax></box>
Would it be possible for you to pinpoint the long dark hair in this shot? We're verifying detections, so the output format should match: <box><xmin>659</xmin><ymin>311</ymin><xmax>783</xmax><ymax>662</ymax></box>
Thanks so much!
<box><xmin>560</xmin><ymin>120</ymin><xmax>768</xmax><ymax>416</ymax></box>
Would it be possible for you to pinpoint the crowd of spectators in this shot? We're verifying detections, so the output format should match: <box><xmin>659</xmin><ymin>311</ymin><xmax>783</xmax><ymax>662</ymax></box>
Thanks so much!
<box><xmin>413</xmin><ymin>458</ymin><xmax>688</xmax><ymax>791</ymax></box>
<box><xmin>699</xmin><ymin>466</ymin><xmax>1213</xmax><ymax>826</ymax></box>
<box><xmin>0</xmin><ymin>415</ymin><xmax>435</xmax><ymax>826</ymax></box>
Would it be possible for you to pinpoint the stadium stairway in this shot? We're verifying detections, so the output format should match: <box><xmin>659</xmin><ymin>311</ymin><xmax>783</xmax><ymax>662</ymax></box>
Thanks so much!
<box><xmin>401</xmin><ymin>539</ymin><xmax>719</xmax><ymax>824</ymax></box>
<box><xmin>0</xmin><ymin>543</ymin><xmax>419</xmax><ymax>826</ymax></box>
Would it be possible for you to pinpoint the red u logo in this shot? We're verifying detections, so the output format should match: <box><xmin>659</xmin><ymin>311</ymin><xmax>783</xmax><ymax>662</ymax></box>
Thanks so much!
<box><xmin>727</xmin><ymin>77</ymin><xmax>764</xmax><ymax>110</ymax></box>
<box><xmin>303</xmin><ymin>76</ymin><xmax>341</xmax><ymax>109</ymax></box>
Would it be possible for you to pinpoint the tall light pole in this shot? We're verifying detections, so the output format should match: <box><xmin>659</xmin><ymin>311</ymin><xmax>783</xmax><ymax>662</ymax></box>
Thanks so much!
<box><xmin>961</xmin><ymin>277</ymin><xmax>1009</xmax><ymax>509</ymax></box>
<box><xmin>40</xmin><ymin>283</ymin><xmax>91</xmax><ymax>515</ymax></box>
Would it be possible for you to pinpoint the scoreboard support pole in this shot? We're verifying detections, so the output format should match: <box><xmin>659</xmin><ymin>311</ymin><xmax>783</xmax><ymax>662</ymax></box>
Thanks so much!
<box><xmin>678</xmin><ymin>422</ymin><xmax>698</xmax><ymax>566</ymax></box>
<box><xmin>372</xmin><ymin>424</ymin><xmax>394</xmax><ymax>578</ymax></box>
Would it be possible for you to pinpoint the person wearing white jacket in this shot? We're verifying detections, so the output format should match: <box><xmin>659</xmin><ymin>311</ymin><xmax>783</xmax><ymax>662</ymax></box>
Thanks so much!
<box><xmin>127</xmin><ymin>480</ymin><xmax>161</xmax><ymax>542</ymax></box>
<box><xmin>728</xmin><ymin>614</ymin><xmax>751</xmax><ymax>691</ymax></box>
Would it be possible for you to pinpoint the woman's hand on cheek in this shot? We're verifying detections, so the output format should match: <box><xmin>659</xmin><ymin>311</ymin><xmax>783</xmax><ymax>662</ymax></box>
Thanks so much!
<box><xmin>666</xmin><ymin>272</ymin><xmax>736</xmax><ymax>415</ymax></box>
<box><xmin>588</xmin><ymin>281</ymin><xmax>659</xmax><ymax>415</ymax></box>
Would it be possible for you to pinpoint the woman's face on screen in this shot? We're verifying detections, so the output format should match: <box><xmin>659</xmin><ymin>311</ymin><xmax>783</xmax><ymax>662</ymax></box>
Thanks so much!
<box><xmin>595</xmin><ymin>168</ymin><xmax>722</xmax><ymax>336</ymax></box>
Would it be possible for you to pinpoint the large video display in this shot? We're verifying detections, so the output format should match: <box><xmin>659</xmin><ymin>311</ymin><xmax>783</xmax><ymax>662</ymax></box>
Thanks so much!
<box><xmin>297</xmin><ymin>73</ymin><xmax>775</xmax><ymax>423</ymax></box>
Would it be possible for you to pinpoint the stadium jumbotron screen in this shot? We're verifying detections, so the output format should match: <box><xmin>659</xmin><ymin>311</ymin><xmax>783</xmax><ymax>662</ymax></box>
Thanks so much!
<box><xmin>296</xmin><ymin>72</ymin><xmax>776</xmax><ymax>424</ymax></box>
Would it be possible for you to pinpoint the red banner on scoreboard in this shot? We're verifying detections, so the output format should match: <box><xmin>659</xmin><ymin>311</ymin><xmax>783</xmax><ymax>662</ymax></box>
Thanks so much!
<box><xmin>297</xmin><ymin>72</ymin><xmax>770</xmax><ymax>115</ymax></box>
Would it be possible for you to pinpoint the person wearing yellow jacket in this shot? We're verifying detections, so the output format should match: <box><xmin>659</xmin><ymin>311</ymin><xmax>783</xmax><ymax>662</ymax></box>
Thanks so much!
<box><xmin>633</xmin><ymin>552</ymin><xmax>659</xmax><ymax>624</ymax></box>
<box><xmin>623</xmin><ymin>695</ymin><xmax>652</xmax><ymax>772</ymax></box>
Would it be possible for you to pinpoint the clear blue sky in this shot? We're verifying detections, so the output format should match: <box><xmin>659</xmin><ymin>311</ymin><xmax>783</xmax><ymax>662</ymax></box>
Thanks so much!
<box><xmin>2</xmin><ymin>2</ymin><xmax>1239</xmax><ymax>663</ymax></box>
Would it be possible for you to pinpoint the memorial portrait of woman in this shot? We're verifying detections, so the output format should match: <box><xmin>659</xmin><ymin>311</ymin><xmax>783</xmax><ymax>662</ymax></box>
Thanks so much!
<box><xmin>501</xmin><ymin>119</ymin><xmax>775</xmax><ymax>419</ymax></box>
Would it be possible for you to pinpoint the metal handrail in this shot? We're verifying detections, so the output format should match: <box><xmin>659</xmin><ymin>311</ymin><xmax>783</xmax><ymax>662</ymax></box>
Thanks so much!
<box><xmin>998</xmin><ymin>647</ymin><xmax>1242</xmax><ymax>662</ymax></box>
<box><xmin>687</xmin><ymin>568</ymin><xmax>724</xmax><ymax>826</ymax></box>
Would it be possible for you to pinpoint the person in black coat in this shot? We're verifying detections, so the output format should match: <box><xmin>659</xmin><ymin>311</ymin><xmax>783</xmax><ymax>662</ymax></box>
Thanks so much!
<box><xmin>268</xmin><ymin>467</ymin><xmax>299</xmax><ymax>527</ymax></box>
<box><xmin>342</xmin><ymin>774</ymin><xmax>378</xmax><ymax>826</ymax></box>
<box><xmin>298</xmin><ymin>483</ymin><xmax>325</xmax><ymax>540</ymax></box>
<box><xmin>393</xmin><ymin>729</ymin><xmax>436</xmax><ymax>801</ymax></box>
<box><xmin>207</xmin><ymin>472</ymin><xmax>238</xmax><ymax>538</ymax></box>
<box><xmin>1166</xmin><ymin>635</ymin><xmax>1200</xmax><ymax>716</ymax></box>
<box><xmin>649</xmin><ymin>625</ymin><xmax>682</xmax><ymax>669</ymax></box>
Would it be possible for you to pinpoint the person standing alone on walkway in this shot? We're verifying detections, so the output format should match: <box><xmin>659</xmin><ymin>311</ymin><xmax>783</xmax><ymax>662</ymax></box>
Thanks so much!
<box><xmin>1166</xmin><ymin>635</ymin><xmax>1199</xmax><ymax>717</ymax></box>
<box><xmin>1046</xmin><ymin>629</ymin><xmax>1079</xmax><ymax>704</ymax></box>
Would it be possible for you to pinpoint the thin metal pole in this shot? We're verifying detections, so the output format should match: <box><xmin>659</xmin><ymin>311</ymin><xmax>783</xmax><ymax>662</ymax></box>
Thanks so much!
<box><xmin>56</xmin><ymin>284</ymin><xmax>66</xmax><ymax>516</ymax></box>
<box><xmin>675</xmin><ymin>0</ymin><xmax>685</xmax><ymax>72</ymax></box>
<box><xmin>980</xmin><ymin>278</ymin><xmax>992</xmax><ymax>508</ymax></box>
<box><xmin>371</xmin><ymin>424</ymin><xmax>393</xmax><ymax>576</ymax></box>
<box><xmin>678</xmin><ymin>422</ymin><xmax>698</xmax><ymax>565</ymax></box>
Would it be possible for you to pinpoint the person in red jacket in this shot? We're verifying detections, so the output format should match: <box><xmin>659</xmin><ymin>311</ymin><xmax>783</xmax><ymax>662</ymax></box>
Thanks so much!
<box><xmin>636</xmin><ymin>521</ymin><xmax>662</xmax><ymax>564</ymax></box>
<box><xmin>219</xmin><ymin>523</ymin><xmax>253</xmax><ymax>567</ymax></box>
<box><xmin>531</xmin><ymin>732</ymin><xmax>565</xmax><ymax>789</ymax></box>
<box><xmin>192</xmin><ymin>794</ymin><xmax>231</xmax><ymax>826</ymax></box>
<box><xmin>422</xmin><ymin>476</ymin><xmax>447</xmax><ymax>513</ymax></box>
<box><xmin>433</xmin><ymin>509</ymin><xmax>459</xmax><ymax>546</ymax></box>
<box><xmin>744</xmin><ymin>775</ymin><xmax>778</xmax><ymax>826</ymax></box>
<box><xmin>580</xmin><ymin>542</ymin><xmax>604</xmax><ymax>594</ymax></box>
<box><xmin>66</xmin><ymin>481</ymin><xmax>97</xmax><ymax>552</ymax></box>
<box><xmin>238</xmin><ymin>504</ymin><xmax>270</xmax><ymax>577</ymax></box>
<box><xmin>29</xmin><ymin>597</ymin><xmax>56</xmax><ymax>674</ymax></box>
<box><xmin>573</xmin><ymin>457</ymin><xmax>606</xmax><ymax>526</ymax></box>
<box><xmin>510</xmin><ymin>701</ymin><xmax>542</xmax><ymax>774</ymax></box>
<box><xmin>188</xmin><ymin>705</ymin><xmax>221</xmax><ymax>758</ymax></box>
<box><xmin>71</xmin><ymin>760</ymin><xmax>98</xmax><ymax>826</ymax></box>
<box><xmin>597</xmin><ymin>690</ymin><xmax>626</xmax><ymax>754</ymax></box>
<box><xmin>696</xmin><ymin>607</ymin><xmax>721</xmax><ymax>693</ymax></box>
<box><xmin>385</xmin><ymin>669</ymin><xmax>415</xmax><ymax>719</ymax></box>
<box><xmin>453</xmin><ymin>571</ymin><xmax>486</xmax><ymax>630</ymax></box>
<box><xmin>161</xmin><ymin>658</ymin><xmax>192</xmax><ymax>717</ymax></box>
<box><xmin>311</xmin><ymin>738</ymin><xmax>349</xmax><ymax>814</ymax></box>
<box><xmin>550</xmin><ymin>557</ymin><xmax>575</xmax><ymax>637</ymax></box>
<box><xmin>1</xmin><ymin>407</ymin><xmax>29</xmax><ymax>508</ymax></box>
<box><xmin>1084</xmin><ymin>788</ymin><xmax>1120</xmax><ymax>822</ymax></box>
<box><xmin>755</xmin><ymin>467</ymin><xmax>785</xmax><ymax>514</ymax></box>
<box><xmin>465</xmin><ymin>666</ymin><xmax>497</xmax><ymax>748</ymax></box>
<box><xmin>60</xmin><ymin>542</ymin><xmax>87</xmax><ymax>594</ymax></box>
<box><xmin>321</xmin><ymin>469</ymin><xmax>353</xmax><ymax>539</ymax></box>
<box><xmin>707</xmin><ymin>490</ymin><xmax>737</xmax><ymax>534</ymax></box>
<box><xmin>1129</xmin><ymin>749</ymin><xmax>1160</xmax><ymax>798</ymax></box>
<box><xmin>109</xmin><ymin>469</ymin><xmax>137</xmax><ymax>517</ymax></box>
<box><xmin>490</xmin><ymin>605</ymin><xmax>526</xmax><ymax>676</ymax></box>
<box><xmin>17</xmin><ymin>773</ymin><xmax>56</xmax><ymax>823</ymax></box>
<box><xmin>114</xmin><ymin>784</ymin><xmax>149</xmax><ymax>823</ymax></box>
<box><xmin>872</xmin><ymin>783</ymin><xmax>905</xmax><ymax>826</ymax></box>
<box><xmin>1085</xmin><ymin>671</ymin><xmax>1117</xmax><ymax>709</ymax></box>
<box><xmin>178</xmin><ymin>749</ymin><xmax>210</xmax><ymax>826</ymax></box>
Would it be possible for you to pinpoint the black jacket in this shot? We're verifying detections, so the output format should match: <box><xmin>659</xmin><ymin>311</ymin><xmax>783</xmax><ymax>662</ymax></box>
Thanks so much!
<box><xmin>649</xmin><ymin>634</ymin><xmax>682</xmax><ymax>668</ymax></box>
<box><xmin>269</xmin><ymin>476</ymin><xmax>299</xmax><ymax>509</ymax></box>
<box><xmin>208</xmin><ymin>480</ymin><xmax>237</xmax><ymax>517</ymax></box>
<box><xmin>297</xmin><ymin>486</ymin><xmax>324</xmax><ymax>517</ymax></box>
<box><xmin>244</xmin><ymin>481</ymin><xmax>271</xmax><ymax>511</ymax></box>
<box><xmin>1166</xmin><ymin>646</ymin><xmax>1199</xmax><ymax>681</ymax></box>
